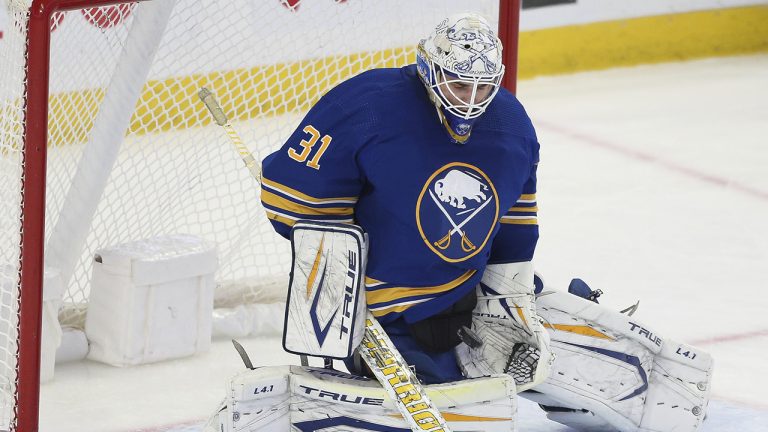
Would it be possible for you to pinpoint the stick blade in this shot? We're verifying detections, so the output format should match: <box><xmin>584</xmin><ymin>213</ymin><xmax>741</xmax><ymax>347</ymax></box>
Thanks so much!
<box><xmin>231</xmin><ymin>339</ymin><xmax>256</xmax><ymax>370</ymax></box>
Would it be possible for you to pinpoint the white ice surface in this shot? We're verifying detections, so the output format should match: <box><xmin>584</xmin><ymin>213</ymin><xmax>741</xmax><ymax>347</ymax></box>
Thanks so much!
<box><xmin>39</xmin><ymin>54</ymin><xmax>768</xmax><ymax>431</ymax></box>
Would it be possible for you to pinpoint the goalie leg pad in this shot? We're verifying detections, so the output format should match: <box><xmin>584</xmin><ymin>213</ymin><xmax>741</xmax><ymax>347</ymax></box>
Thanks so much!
<box><xmin>527</xmin><ymin>289</ymin><xmax>713</xmax><ymax>432</ymax></box>
<box><xmin>206</xmin><ymin>365</ymin><xmax>518</xmax><ymax>432</ymax></box>
<box><xmin>283</xmin><ymin>221</ymin><xmax>367</xmax><ymax>359</ymax></box>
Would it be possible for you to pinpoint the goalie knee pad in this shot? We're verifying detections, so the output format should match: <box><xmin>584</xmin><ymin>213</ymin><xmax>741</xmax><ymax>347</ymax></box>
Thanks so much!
<box><xmin>525</xmin><ymin>285</ymin><xmax>713</xmax><ymax>432</ymax></box>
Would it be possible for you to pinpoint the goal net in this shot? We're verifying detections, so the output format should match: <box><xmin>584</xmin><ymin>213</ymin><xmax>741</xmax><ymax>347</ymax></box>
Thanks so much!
<box><xmin>0</xmin><ymin>0</ymin><xmax>515</xmax><ymax>430</ymax></box>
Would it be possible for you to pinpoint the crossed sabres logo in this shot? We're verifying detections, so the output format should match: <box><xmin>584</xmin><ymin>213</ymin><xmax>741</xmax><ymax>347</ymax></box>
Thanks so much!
<box><xmin>417</xmin><ymin>162</ymin><xmax>499</xmax><ymax>263</ymax></box>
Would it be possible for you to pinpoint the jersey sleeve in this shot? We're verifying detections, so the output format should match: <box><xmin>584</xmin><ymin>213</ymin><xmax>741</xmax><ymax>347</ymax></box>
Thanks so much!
<box><xmin>260</xmin><ymin>87</ymin><xmax>372</xmax><ymax>238</ymax></box>
<box><xmin>489</xmin><ymin>139</ymin><xmax>540</xmax><ymax>264</ymax></box>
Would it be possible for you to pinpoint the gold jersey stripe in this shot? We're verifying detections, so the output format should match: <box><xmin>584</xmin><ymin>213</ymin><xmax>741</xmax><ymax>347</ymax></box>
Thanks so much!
<box><xmin>369</xmin><ymin>299</ymin><xmax>431</xmax><ymax>317</ymax></box>
<box><xmin>365</xmin><ymin>276</ymin><xmax>384</xmax><ymax>286</ymax></box>
<box><xmin>366</xmin><ymin>270</ymin><xmax>477</xmax><ymax>305</ymax></box>
<box><xmin>500</xmin><ymin>218</ymin><xmax>538</xmax><ymax>225</ymax></box>
<box><xmin>507</xmin><ymin>206</ymin><xmax>539</xmax><ymax>213</ymax></box>
<box><xmin>261</xmin><ymin>190</ymin><xmax>354</xmax><ymax>216</ymax></box>
<box><xmin>262</xmin><ymin>176</ymin><xmax>357</xmax><ymax>205</ymax></box>
<box><xmin>265</xmin><ymin>211</ymin><xmax>298</xmax><ymax>227</ymax></box>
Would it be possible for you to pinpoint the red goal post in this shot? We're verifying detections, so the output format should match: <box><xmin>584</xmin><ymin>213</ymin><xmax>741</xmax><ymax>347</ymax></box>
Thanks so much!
<box><xmin>3</xmin><ymin>1</ymin><xmax>520</xmax><ymax>430</ymax></box>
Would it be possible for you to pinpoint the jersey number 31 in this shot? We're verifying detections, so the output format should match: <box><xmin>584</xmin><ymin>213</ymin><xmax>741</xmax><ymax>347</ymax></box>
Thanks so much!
<box><xmin>288</xmin><ymin>124</ymin><xmax>332</xmax><ymax>170</ymax></box>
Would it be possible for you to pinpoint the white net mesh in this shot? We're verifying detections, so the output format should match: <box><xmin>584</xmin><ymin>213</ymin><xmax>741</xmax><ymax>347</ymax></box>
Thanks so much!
<box><xmin>0</xmin><ymin>1</ymin><xmax>30</xmax><ymax>428</ymax></box>
<box><xmin>41</xmin><ymin>0</ymin><xmax>499</xmax><ymax>325</ymax></box>
<box><xmin>0</xmin><ymin>0</ymin><xmax>502</xmax><ymax>428</ymax></box>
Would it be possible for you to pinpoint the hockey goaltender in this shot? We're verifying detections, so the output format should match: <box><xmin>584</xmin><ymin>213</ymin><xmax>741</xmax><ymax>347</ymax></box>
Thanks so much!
<box><xmin>201</xmin><ymin>12</ymin><xmax>713</xmax><ymax>432</ymax></box>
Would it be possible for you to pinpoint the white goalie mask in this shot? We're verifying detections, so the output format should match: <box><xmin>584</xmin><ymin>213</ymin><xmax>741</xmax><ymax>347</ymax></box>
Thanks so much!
<box><xmin>417</xmin><ymin>13</ymin><xmax>505</xmax><ymax>140</ymax></box>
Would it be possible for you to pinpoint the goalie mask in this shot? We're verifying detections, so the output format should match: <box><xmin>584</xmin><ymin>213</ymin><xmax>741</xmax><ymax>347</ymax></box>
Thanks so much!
<box><xmin>417</xmin><ymin>13</ymin><xmax>505</xmax><ymax>143</ymax></box>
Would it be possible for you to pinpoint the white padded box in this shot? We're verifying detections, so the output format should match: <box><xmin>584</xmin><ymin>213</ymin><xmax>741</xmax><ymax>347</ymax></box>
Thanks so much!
<box><xmin>0</xmin><ymin>266</ymin><xmax>64</xmax><ymax>382</ymax></box>
<box><xmin>85</xmin><ymin>234</ymin><xmax>217</xmax><ymax>366</ymax></box>
<box><xmin>41</xmin><ymin>268</ymin><xmax>66</xmax><ymax>382</ymax></box>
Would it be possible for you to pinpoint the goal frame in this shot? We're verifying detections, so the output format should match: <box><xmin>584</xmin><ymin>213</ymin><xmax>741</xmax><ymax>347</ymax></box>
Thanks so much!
<box><xmin>14</xmin><ymin>1</ymin><xmax>520</xmax><ymax>430</ymax></box>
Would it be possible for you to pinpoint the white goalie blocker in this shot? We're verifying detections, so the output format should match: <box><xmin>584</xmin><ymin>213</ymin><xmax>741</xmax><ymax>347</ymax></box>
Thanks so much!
<box><xmin>283</xmin><ymin>221</ymin><xmax>367</xmax><ymax>359</ymax></box>
<box><xmin>524</xmin><ymin>286</ymin><xmax>714</xmax><ymax>432</ymax></box>
<box><xmin>204</xmin><ymin>365</ymin><xmax>516</xmax><ymax>432</ymax></box>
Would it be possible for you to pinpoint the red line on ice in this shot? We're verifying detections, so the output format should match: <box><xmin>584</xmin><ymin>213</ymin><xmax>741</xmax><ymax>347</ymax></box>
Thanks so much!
<box><xmin>688</xmin><ymin>329</ymin><xmax>768</xmax><ymax>346</ymax></box>
<box><xmin>127</xmin><ymin>417</ymin><xmax>206</xmax><ymax>432</ymax></box>
<box><xmin>536</xmin><ymin>121</ymin><xmax>768</xmax><ymax>202</ymax></box>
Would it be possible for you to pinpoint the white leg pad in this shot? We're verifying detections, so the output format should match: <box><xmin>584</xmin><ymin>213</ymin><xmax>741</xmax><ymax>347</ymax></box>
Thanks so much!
<box><xmin>206</xmin><ymin>365</ymin><xmax>518</xmax><ymax>432</ymax></box>
<box><xmin>641</xmin><ymin>339</ymin><xmax>713</xmax><ymax>431</ymax></box>
<box><xmin>528</xmin><ymin>290</ymin><xmax>713</xmax><ymax>432</ymax></box>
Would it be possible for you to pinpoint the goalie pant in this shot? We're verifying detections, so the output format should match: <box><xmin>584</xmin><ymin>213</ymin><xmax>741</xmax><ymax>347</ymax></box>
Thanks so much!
<box><xmin>522</xmin><ymin>288</ymin><xmax>713</xmax><ymax>432</ymax></box>
<box><xmin>203</xmin><ymin>365</ymin><xmax>516</xmax><ymax>432</ymax></box>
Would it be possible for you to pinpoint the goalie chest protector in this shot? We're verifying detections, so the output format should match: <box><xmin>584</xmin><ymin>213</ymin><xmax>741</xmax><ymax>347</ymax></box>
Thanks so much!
<box><xmin>261</xmin><ymin>66</ymin><xmax>540</xmax><ymax>325</ymax></box>
<box><xmin>283</xmin><ymin>221</ymin><xmax>367</xmax><ymax>359</ymax></box>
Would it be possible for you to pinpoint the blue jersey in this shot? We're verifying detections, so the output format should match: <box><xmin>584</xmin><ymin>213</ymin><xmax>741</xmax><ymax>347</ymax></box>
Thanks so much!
<box><xmin>261</xmin><ymin>65</ymin><xmax>540</xmax><ymax>325</ymax></box>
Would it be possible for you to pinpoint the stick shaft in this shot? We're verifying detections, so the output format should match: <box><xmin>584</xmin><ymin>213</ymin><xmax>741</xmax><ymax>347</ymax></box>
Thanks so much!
<box><xmin>359</xmin><ymin>312</ymin><xmax>452</xmax><ymax>432</ymax></box>
<box><xmin>223</xmin><ymin>124</ymin><xmax>261</xmax><ymax>182</ymax></box>
<box><xmin>198</xmin><ymin>87</ymin><xmax>262</xmax><ymax>182</ymax></box>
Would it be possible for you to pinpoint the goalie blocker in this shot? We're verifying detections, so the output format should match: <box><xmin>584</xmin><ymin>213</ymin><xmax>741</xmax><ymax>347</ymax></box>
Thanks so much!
<box><xmin>283</xmin><ymin>221</ymin><xmax>367</xmax><ymax>359</ymax></box>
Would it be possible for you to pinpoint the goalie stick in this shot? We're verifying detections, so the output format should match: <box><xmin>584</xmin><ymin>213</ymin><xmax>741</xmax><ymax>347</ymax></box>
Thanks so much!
<box><xmin>198</xmin><ymin>88</ymin><xmax>261</xmax><ymax>181</ymax></box>
<box><xmin>197</xmin><ymin>88</ymin><xmax>453</xmax><ymax>432</ymax></box>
